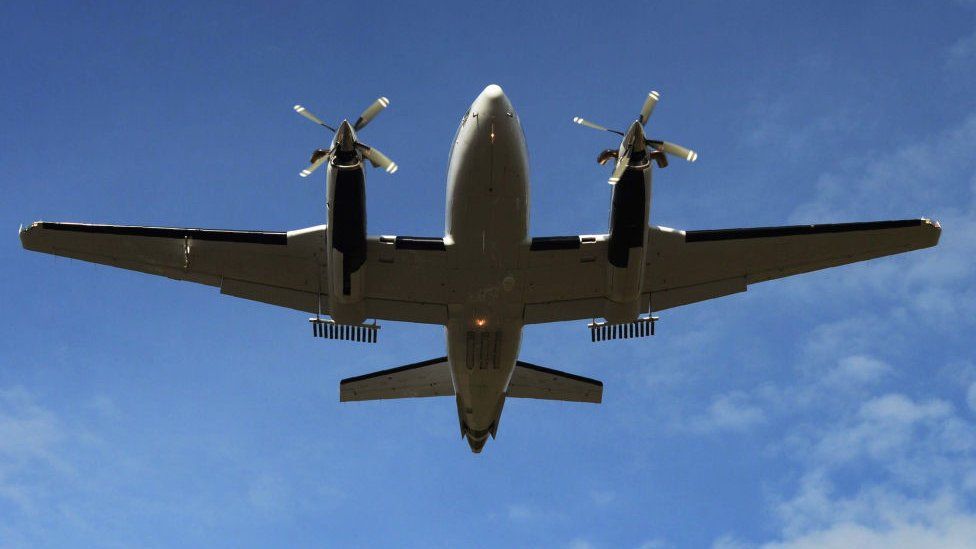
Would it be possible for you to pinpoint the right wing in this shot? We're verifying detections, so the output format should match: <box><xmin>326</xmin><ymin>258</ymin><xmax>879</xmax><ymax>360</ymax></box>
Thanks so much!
<box><xmin>644</xmin><ymin>218</ymin><xmax>942</xmax><ymax>311</ymax></box>
<box><xmin>519</xmin><ymin>218</ymin><xmax>940</xmax><ymax>323</ymax></box>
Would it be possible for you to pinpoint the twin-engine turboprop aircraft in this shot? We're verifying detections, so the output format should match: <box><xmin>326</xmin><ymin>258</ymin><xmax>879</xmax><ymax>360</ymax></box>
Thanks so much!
<box><xmin>20</xmin><ymin>84</ymin><xmax>941</xmax><ymax>453</ymax></box>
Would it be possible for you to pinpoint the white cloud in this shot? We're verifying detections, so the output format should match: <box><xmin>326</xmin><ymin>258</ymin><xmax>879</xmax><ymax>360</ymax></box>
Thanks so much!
<box><xmin>700</xmin><ymin>34</ymin><xmax>976</xmax><ymax>549</ymax></box>
<box><xmin>824</xmin><ymin>355</ymin><xmax>891</xmax><ymax>387</ymax></box>
<box><xmin>859</xmin><ymin>393</ymin><xmax>951</xmax><ymax>424</ymax></box>
<box><xmin>764</xmin><ymin>490</ymin><xmax>976</xmax><ymax>549</ymax></box>
<box><xmin>688</xmin><ymin>391</ymin><xmax>766</xmax><ymax>433</ymax></box>
<box><xmin>947</xmin><ymin>28</ymin><xmax>976</xmax><ymax>71</ymax></box>
<box><xmin>508</xmin><ymin>503</ymin><xmax>551</xmax><ymax>522</ymax></box>
<box><xmin>636</xmin><ymin>539</ymin><xmax>669</xmax><ymax>549</ymax></box>
<box><xmin>0</xmin><ymin>387</ymin><xmax>65</xmax><ymax>464</ymax></box>
<box><xmin>789</xmin><ymin>113</ymin><xmax>976</xmax><ymax>225</ymax></box>
<box><xmin>752</xmin><ymin>388</ymin><xmax>976</xmax><ymax>548</ymax></box>
<box><xmin>246</xmin><ymin>473</ymin><xmax>290</xmax><ymax>514</ymax></box>
<box><xmin>0</xmin><ymin>387</ymin><xmax>70</xmax><ymax>515</ymax></box>
<box><xmin>86</xmin><ymin>395</ymin><xmax>119</xmax><ymax>418</ymax></box>
<box><xmin>589</xmin><ymin>489</ymin><xmax>615</xmax><ymax>507</ymax></box>
<box><xmin>712</xmin><ymin>536</ymin><xmax>752</xmax><ymax>549</ymax></box>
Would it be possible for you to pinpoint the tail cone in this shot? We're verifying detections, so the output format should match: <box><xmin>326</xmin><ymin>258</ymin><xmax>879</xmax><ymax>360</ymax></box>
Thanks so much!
<box><xmin>466</xmin><ymin>434</ymin><xmax>488</xmax><ymax>453</ymax></box>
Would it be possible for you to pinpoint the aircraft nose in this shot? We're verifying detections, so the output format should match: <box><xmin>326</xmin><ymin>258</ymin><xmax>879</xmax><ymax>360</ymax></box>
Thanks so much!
<box><xmin>472</xmin><ymin>84</ymin><xmax>512</xmax><ymax>116</ymax></box>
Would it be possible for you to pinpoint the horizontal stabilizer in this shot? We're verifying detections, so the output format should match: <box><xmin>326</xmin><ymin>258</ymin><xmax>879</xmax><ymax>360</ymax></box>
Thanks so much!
<box><xmin>507</xmin><ymin>361</ymin><xmax>603</xmax><ymax>404</ymax></box>
<box><xmin>340</xmin><ymin>356</ymin><xmax>453</xmax><ymax>402</ymax></box>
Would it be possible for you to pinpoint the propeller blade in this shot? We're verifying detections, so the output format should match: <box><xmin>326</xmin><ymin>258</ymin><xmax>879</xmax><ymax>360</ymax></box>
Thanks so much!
<box><xmin>573</xmin><ymin>117</ymin><xmax>624</xmax><ymax>136</ymax></box>
<box><xmin>293</xmin><ymin>104</ymin><xmax>336</xmax><ymax>132</ymax></box>
<box><xmin>353</xmin><ymin>97</ymin><xmax>390</xmax><ymax>131</ymax></box>
<box><xmin>647</xmin><ymin>140</ymin><xmax>698</xmax><ymax>162</ymax></box>
<box><xmin>299</xmin><ymin>152</ymin><xmax>330</xmax><ymax>178</ymax></box>
<box><xmin>639</xmin><ymin>91</ymin><xmax>660</xmax><ymax>126</ymax></box>
<box><xmin>358</xmin><ymin>144</ymin><xmax>398</xmax><ymax>174</ymax></box>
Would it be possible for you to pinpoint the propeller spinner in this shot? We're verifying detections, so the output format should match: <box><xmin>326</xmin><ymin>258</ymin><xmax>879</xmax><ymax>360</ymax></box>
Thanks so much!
<box><xmin>293</xmin><ymin>97</ymin><xmax>398</xmax><ymax>178</ymax></box>
<box><xmin>573</xmin><ymin>90</ymin><xmax>696</xmax><ymax>183</ymax></box>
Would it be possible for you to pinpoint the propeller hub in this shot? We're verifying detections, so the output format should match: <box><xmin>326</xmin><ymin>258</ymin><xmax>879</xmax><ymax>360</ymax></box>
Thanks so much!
<box><xmin>334</xmin><ymin>120</ymin><xmax>358</xmax><ymax>152</ymax></box>
<box><xmin>624</xmin><ymin>121</ymin><xmax>646</xmax><ymax>147</ymax></box>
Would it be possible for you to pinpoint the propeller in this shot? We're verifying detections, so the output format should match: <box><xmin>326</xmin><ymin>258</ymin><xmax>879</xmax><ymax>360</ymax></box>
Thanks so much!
<box><xmin>293</xmin><ymin>97</ymin><xmax>397</xmax><ymax>177</ymax></box>
<box><xmin>647</xmin><ymin>139</ymin><xmax>698</xmax><ymax>162</ymax></box>
<box><xmin>571</xmin><ymin>117</ymin><xmax>622</xmax><ymax>135</ymax></box>
<box><xmin>639</xmin><ymin>90</ymin><xmax>659</xmax><ymax>126</ymax></box>
<box><xmin>573</xmin><ymin>90</ymin><xmax>696</xmax><ymax>183</ymax></box>
<box><xmin>300</xmin><ymin>149</ymin><xmax>331</xmax><ymax>178</ymax></box>
<box><xmin>359</xmin><ymin>145</ymin><xmax>398</xmax><ymax>173</ymax></box>
<box><xmin>353</xmin><ymin>97</ymin><xmax>389</xmax><ymax>131</ymax></box>
<box><xmin>293</xmin><ymin>105</ymin><xmax>336</xmax><ymax>132</ymax></box>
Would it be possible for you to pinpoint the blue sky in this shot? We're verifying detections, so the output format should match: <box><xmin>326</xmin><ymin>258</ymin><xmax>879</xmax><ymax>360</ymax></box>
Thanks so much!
<box><xmin>2</xmin><ymin>1</ymin><xmax>975</xmax><ymax>547</ymax></box>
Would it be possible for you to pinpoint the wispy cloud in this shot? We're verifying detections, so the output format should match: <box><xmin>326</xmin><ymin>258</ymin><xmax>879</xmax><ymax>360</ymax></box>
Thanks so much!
<box><xmin>823</xmin><ymin>355</ymin><xmax>891</xmax><ymax>387</ymax></box>
<box><xmin>769</xmin><ymin>494</ymin><xmax>976</xmax><ymax>548</ymax></box>
<box><xmin>707</xmin><ymin>102</ymin><xmax>976</xmax><ymax>547</ymax></box>
<box><xmin>687</xmin><ymin>391</ymin><xmax>767</xmax><ymax>433</ymax></box>
<box><xmin>0</xmin><ymin>387</ymin><xmax>71</xmax><ymax>515</ymax></box>
<box><xmin>947</xmin><ymin>28</ymin><xmax>976</xmax><ymax>71</ymax></box>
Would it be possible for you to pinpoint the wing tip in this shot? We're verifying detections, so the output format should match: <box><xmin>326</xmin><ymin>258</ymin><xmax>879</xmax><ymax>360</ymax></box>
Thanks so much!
<box><xmin>19</xmin><ymin>221</ymin><xmax>42</xmax><ymax>250</ymax></box>
<box><xmin>921</xmin><ymin>217</ymin><xmax>942</xmax><ymax>247</ymax></box>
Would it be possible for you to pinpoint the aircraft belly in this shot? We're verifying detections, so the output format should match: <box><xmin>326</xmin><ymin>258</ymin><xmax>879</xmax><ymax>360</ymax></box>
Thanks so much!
<box><xmin>446</xmin><ymin>318</ymin><xmax>522</xmax><ymax>433</ymax></box>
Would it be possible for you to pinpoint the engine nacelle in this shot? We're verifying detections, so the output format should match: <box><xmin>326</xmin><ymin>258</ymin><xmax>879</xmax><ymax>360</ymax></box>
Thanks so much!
<box><xmin>326</xmin><ymin>163</ymin><xmax>368</xmax><ymax>324</ymax></box>
<box><xmin>604</xmin><ymin>166</ymin><xmax>651</xmax><ymax>322</ymax></box>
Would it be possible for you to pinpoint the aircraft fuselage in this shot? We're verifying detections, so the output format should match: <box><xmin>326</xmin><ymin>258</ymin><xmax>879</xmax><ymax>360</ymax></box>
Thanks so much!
<box><xmin>443</xmin><ymin>85</ymin><xmax>531</xmax><ymax>452</ymax></box>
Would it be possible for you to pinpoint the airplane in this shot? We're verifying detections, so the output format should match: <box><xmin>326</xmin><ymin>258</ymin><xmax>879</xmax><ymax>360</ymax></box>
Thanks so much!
<box><xmin>20</xmin><ymin>84</ymin><xmax>941</xmax><ymax>453</ymax></box>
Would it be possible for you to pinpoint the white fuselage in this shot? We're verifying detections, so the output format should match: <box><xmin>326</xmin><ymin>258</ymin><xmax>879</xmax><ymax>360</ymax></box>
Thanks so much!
<box><xmin>443</xmin><ymin>85</ymin><xmax>530</xmax><ymax>450</ymax></box>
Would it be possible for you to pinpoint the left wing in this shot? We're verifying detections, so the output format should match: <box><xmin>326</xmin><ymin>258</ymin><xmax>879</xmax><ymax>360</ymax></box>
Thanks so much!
<box><xmin>19</xmin><ymin>221</ymin><xmax>451</xmax><ymax>323</ymax></box>
<box><xmin>20</xmin><ymin>222</ymin><xmax>326</xmax><ymax>312</ymax></box>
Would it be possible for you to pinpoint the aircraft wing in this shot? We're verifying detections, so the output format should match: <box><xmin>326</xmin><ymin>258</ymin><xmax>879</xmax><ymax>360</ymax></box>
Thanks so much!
<box><xmin>644</xmin><ymin>218</ymin><xmax>941</xmax><ymax>311</ymax></box>
<box><xmin>19</xmin><ymin>222</ymin><xmax>451</xmax><ymax>324</ymax></box>
<box><xmin>522</xmin><ymin>219</ymin><xmax>940</xmax><ymax>323</ymax></box>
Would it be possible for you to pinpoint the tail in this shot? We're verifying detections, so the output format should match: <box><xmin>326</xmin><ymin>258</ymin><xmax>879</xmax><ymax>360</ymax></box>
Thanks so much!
<box><xmin>340</xmin><ymin>357</ymin><xmax>602</xmax><ymax>453</ymax></box>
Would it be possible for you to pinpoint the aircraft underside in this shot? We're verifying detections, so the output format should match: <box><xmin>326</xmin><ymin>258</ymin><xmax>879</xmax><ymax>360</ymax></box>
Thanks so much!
<box><xmin>19</xmin><ymin>84</ymin><xmax>941</xmax><ymax>453</ymax></box>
